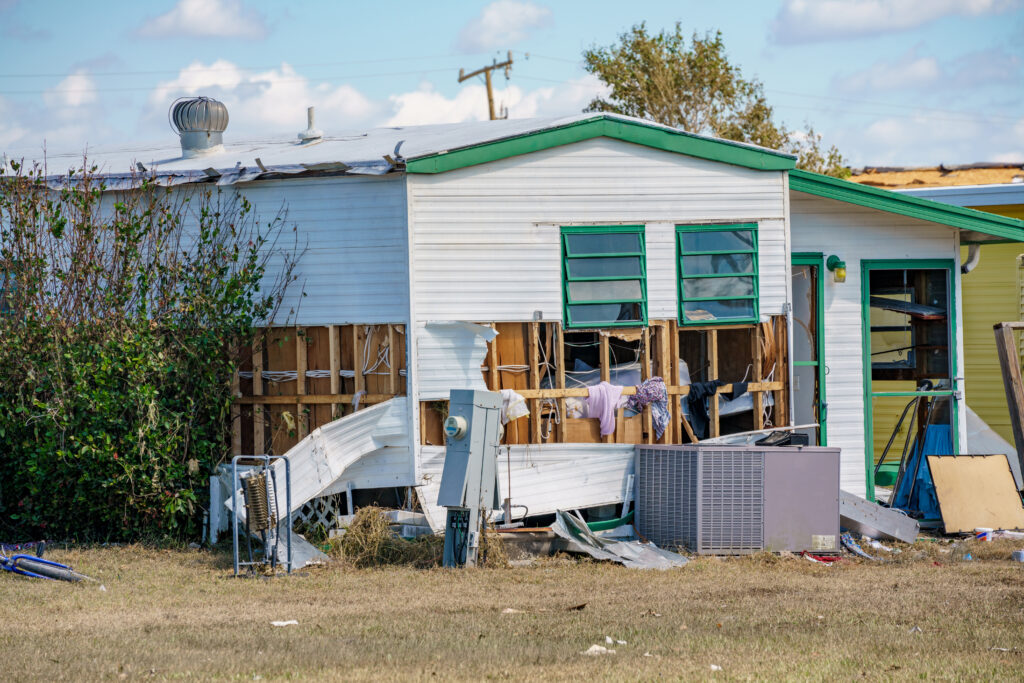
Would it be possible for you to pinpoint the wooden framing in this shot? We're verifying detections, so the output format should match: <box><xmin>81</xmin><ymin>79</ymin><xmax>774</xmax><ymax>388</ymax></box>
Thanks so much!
<box><xmin>418</xmin><ymin>315</ymin><xmax>791</xmax><ymax>446</ymax></box>
<box><xmin>233</xmin><ymin>324</ymin><xmax>406</xmax><ymax>457</ymax></box>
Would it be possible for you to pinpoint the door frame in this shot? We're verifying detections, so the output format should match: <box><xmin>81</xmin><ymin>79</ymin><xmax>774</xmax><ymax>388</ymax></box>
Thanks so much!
<box><xmin>792</xmin><ymin>252</ymin><xmax>827</xmax><ymax>446</ymax></box>
<box><xmin>860</xmin><ymin>258</ymin><xmax>959</xmax><ymax>502</ymax></box>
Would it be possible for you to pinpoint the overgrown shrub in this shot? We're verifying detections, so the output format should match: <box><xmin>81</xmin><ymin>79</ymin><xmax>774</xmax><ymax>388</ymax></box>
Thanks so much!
<box><xmin>0</xmin><ymin>160</ymin><xmax>298</xmax><ymax>541</ymax></box>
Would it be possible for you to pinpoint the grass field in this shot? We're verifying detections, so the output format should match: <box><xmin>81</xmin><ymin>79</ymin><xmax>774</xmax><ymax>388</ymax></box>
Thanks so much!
<box><xmin>1</xmin><ymin>540</ymin><xmax>1022</xmax><ymax>681</ymax></box>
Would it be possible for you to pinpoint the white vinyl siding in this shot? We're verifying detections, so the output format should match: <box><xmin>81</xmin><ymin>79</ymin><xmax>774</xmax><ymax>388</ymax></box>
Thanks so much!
<box><xmin>789</xmin><ymin>192</ymin><xmax>965</xmax><ymax>498</ymax></box>
<box><xmin>406</xmin><ymin>137</ymin><xmax>787</xmax><ymax>323</ymax></box>
<box><xmin>237</xmin><ymin>174</ymin><xmax>409</xmax><ymax>326</ymax></box>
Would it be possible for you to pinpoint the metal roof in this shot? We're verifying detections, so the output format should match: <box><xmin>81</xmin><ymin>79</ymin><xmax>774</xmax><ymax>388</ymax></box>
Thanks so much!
<box><xmin>22</xmin><ymin>113</ymin><xmax>796</xmax><ymax>190</ymax></box>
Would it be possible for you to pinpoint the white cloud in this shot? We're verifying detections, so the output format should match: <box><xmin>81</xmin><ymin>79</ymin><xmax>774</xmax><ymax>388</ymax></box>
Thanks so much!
<box><xmin>771</xmin><ymin>0</ymin><xmax>1021</xmax><ymax>44</ymax></box>
<box><xmin>44</xmin><ymin>70</ymin><xmax>98</xmax><ymax>108</ymax></box>
<box><xmin>834</xmin><ymin>47</ymin><xmax>1022</xmax><ymax>93</ymax></box>
<box><xmin>385</xmin><ymin>74</ymin><xmax>606</xmax><ymax>126</ymax></box>
<box><xmin>457</xmin><ymin>0</ymin><xmax>551</xmax><ymax>53</ymax></box>
<box><xmin>137</xmin><ymin>0</ymin><xmax>268</xmax><ymax>39</ymax></box>
<box><xmin>834</xmin><ymin>49</ymin><xmax>941</xmax><ymax>92</ymax></box>
<box><xmin>149</xmin><ymin>60</ymin><xmax>379</xmax><ymax>135</ymax></box>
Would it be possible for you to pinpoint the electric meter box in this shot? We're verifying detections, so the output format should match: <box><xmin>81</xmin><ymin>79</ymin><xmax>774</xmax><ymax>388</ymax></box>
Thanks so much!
<box><xmin>437</xmin><ymin>389</ymin><xmax>502</xmax><ymax>510</ymax></box>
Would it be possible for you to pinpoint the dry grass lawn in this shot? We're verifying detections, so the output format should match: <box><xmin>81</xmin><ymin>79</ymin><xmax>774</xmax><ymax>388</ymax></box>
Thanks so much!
<box><xmin>1</xmin><ymin>540</ymin><xmax>1022</xmax><ymax>681</ymax></box>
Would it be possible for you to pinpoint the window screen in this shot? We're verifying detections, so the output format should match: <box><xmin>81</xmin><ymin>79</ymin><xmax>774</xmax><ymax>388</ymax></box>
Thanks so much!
<box><xmin>677</xmin><ymin>224</ymin><xmax>758</xmax><ymax>325</ymax></box>
<box><xmin>562</xmin><ymin>225</ymin><xmax>646</xmax><ymax>328</ymax></box>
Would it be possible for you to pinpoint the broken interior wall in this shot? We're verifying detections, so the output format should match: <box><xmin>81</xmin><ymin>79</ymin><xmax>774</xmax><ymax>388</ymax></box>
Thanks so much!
<box><xmin>234</xmin><ymin>323</ymin><xmax>407</xmax><ymax>457</ymax></box>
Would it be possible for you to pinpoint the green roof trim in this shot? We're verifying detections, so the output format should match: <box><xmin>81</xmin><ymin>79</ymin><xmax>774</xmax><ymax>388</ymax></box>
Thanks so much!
<box><xmin>405</xmin><ymin>116</ymin><xmax>796</xmax><ymax>174</ymax></box>
<box><xmin>790</xmin><ymin>169</ymin><xmax>1024</xmax><ymax>243</ymax></box>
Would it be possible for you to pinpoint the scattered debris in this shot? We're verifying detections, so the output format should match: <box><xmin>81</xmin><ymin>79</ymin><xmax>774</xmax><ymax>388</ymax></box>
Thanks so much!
<box><xmin>841</xmin><ymin>533</ymin><xmax>879</xmax><ymax>561</ymax></box>
<box><xmin>501</xmin><ymin>608</ymin><xmax>524</xmax><ymax>614</ymax></box>
<box><xmin>270</xmin><ymin>620</ymin><xmax>298</xmax><ymax>627</ymax></box>
<box><xmin>711</xmin><ymin>664</ymin><xmax>723</xmax><ymax>671</ymax></box>
<box><xmin>840</xmin><ymin>489</ymin><xmax>919</xmax><ymax>544</ymax></box>
<box><xmin>581</xmin><ymin>644</ymin><xmax>615</xmax><ymax>656</ymax></box>
<box><xmin>604</xmin><ymin>636</ymin><xmax>627</xmax><ymax>645</ymax></box>
<box><xmin>567</xmin><ymin>603</ymin><xmax>588</xmax><ymax>611</ymax></box>
<box><xmin>908</xmin><ymin>626</ymin><xmax>923</xmax><ymax>634</ymax></box>
<box><xmin>550</xmin><ymin>510</ymin><xmax>688</xmax><ymax>569</ymax></box>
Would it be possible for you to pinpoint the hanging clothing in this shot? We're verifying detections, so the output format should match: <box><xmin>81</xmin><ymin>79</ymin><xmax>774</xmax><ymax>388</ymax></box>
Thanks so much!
<box><xmin>687</xmin><ymin>380</ymin><xmax>725</xmax><ymax>440</ymax></box>
<box><xmin>499</xmin><ymin>389</ymin><xmax>530</xmax><ymax>425</ymax></box>
<box><xmin>586</xmin><ymin>382</ymin><xmax>624</xmax><ymax>436</ymax></box>
<box><xmin>627</xmin><ymin>376</ymin><xmax>670</xmax><ymax>440</ymax></box>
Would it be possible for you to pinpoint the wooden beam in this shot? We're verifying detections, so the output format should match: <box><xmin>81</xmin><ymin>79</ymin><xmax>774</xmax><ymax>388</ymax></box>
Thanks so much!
<box><xmin>329</xmin><ymin>325</ymin><xmax>340</xmax><ymax>419</ymax></box>
<box><xmin>236</xmin><ymin>393</ymin><xmax>396</xmax><ymax>405</ymax></box>
<box><xmin>530</xmin><ymin>322</ymin><xmax>541</xmax><ymax>443</ymax></box>
<box><xmin>252</xmin><ymin>341</ymin><xmax>264</xmax><ymax>454</ymax></box>
<box><xmin>752</xmin><ymin>324</ymin><xmax>764</xmax><ymax>430</ymax></box>
<box><xmin>488</xmin><ymin>323</ymin><xmax>499</xmax><ymax>391</ymax></box>
<box><xmin>680</xmin><ymin>411</ymin><xmax>698</xmax><ymax>443</ymax></box>
<box><xmin>556</xmin><ymin>323</ymin><xmax>566</xmax><ymax>442</ymax></box>
<box><xmin>353</xmin><ymin>325</ymin><xmax>365</xmax><ymax>409</ymax></box>
<box><xmin>995</xmin><ymin>323</ymin><xmax>1024</xmax><ymax>473</ymax></box>
<box><xmin>641</xmin><ymin>326</ymin><xmax>653</xmax><ymax>443</ymax></box>
<box><xmin>708</xmin><ymin>329</ymin><xmax>720</xmax><ymax>438</ymax></box>
<box><xmin>296</xmin><ymin>328</ymin><xmax>308</xmax><ymax>438</ymax></box>
<box><xmin>510</xmin><ymin>382</ymin><xmax>780</xmax><ymax>399</ymax></box>
<box><xmin>669</xmin><ymin>319</ymin><xmax>680</xmax><ymax>443</ymax></box>
<box><xmin>388</xmin><ymin>325</ymin><xmax>400</xmax><ymax>396</ymax></box>
<box><xmin>600</xmin><ymin>333</ymin><xmax>610</xmax><ymax>383</ymax></box>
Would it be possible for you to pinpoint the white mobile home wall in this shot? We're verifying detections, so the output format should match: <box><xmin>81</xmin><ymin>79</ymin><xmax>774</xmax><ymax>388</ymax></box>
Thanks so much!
<box><xmin>789</xmin><ymin>192</ymin><xmax>968</xmax><ymax>498</ymax></box>
<box><xmin>404</xmin><ymin>137</ymin><xmax>790</xmax><ymax>483</ymax></box>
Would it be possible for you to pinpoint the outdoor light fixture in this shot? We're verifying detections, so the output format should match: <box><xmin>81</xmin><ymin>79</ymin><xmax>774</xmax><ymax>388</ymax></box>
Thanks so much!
<box><xmin>826</xmin><ymin>255</ymin><xmax>847</xmax><ymax>283</ymax></box>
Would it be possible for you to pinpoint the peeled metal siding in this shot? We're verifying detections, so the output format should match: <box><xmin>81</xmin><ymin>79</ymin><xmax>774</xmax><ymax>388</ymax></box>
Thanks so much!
<box><xmin>789</xmin><ymin>193</ymin><xmax>963</xmax><ymax>498</ymax></box>
<box><xmin>237</xmin><ymin>175</ymin><xmax>409</xmax><ymax>326</ymax></box>
<box><xmin>406</xmin><ymin>138</ymin><xmax>787</xmax><ymax>323</ymax></box>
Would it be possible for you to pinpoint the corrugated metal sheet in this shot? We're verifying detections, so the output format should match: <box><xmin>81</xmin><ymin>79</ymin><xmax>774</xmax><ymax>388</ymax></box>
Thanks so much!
<box><xmin>236</xmin><ymin>175</ymin><xmax>409</xmax><ymax>325</ymax></box>
<box><xmin>415</xmin><ymin>322</ymin><xmax>496</xmax><ymax>400</ymax></box>
<box><xmin>406</xmin><ymin>137</ymin><xmax>787</xmax><ymax>322</ymax></box>
<box><xmin>417</xmin><ymin>443</ymin><xmax>636</xmax><ymax>531</ymax></box>
<box><xmin>960</xmin><ymin>242</ymin><xmax>1022</xmax><ymax>443</ymax></box>
<box><xmin>227</xmin><ymin>397</ymin><xmax>410</xmax><ymax>521</ymax></box>
<box><xmin>789</xmin><ymin>193</ymin><xmax>963</xmax><ymax>498</ymax></box>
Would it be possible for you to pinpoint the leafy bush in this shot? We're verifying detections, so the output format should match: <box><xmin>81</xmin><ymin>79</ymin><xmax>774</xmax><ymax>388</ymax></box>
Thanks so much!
<box><xmin>0</xmin><ymin>160</ymin><xmax>297</xmax><ymax>541</ymax></box>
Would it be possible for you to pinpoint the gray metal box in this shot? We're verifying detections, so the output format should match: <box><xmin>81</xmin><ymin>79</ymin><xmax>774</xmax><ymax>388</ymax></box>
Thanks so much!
<box><xmin>636</xmin><ymin>444</ymin><xmax>840</xmax><ymax>555</ymax></box>
<box><xmin>437</xmin><ymin>389</ymin><xmax>502</xmax><ymax>510</ymax></box>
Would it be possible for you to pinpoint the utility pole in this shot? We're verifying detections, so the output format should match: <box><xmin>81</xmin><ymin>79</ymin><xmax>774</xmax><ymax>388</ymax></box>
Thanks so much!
<box><xmin>458</xmin><ymin>51</ymin><xmax>513</xmax><ymax>120</ymax></box>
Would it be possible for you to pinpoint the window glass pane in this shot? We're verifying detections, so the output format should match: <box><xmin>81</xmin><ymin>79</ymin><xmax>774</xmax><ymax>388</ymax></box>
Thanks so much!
<box><xmin>568</xmin><ymin>279</ymin><xmax>643</xmax><ymax>302</ymax></box>
<box><xmin>566</xmin><ymin>256</ymin><xmax>642</xmax><ymax>278</ymax></box>
<box><xmin>681</xmin><ymin>253</ymin><xmax>754</xmax><ymax>276</ymax></box>
<box><xmin>569</xmin><ymin>302</ymin><xmax>643</xmax><ymax>325</ymax></box>
<box><xmin>792</xmin><ymin>265</ymin><xmax>817</xmax><ymax>362</ymax></box>
<box><xmin>680</xmin><ymin>230</ymin><xmax>754</xmax><ymax>253</ymax></box>
<box><xmin>682</xmin><ymin>276</ymin><xmax>754</xmax><ymax>299</ymax></box>
<box><xmin>682</xmin><ymin>299</ymin><xmax>755</xmax><ymax>322</ymax></box>
<box><xmin>566</xmin><ymin>232</ymin><xmax>641</xmax><ymax>255</ymax></box>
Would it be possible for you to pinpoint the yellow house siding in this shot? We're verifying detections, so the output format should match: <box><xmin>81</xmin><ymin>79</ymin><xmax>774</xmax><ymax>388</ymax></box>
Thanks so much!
<box><xmin>961</xmin><ymin>240</ymin><xmax>1022</xmax><ymax>444</ymax></box>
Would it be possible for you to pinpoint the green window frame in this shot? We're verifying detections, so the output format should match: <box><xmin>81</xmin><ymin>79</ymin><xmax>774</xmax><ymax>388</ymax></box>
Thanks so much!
<box><xmin>561</xmin><ymin>225</ymin><xmax>647</xmax><ymax>329</ymax></box>
<box><xmin>676</xmin><ymin>223</ymin><xmax>759</xmax><ymax>326</ymax></box>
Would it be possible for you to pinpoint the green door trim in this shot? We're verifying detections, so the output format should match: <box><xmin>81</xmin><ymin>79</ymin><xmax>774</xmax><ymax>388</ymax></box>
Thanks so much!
<box><xmin>860</xmin><ymin>258</ymin><xmax>959</xmax><ymax>502</ymax></box>
<box><xmin>792</xmin><ymin>252</ymin><xmax>827</xmax><ymax>446</ymax></box>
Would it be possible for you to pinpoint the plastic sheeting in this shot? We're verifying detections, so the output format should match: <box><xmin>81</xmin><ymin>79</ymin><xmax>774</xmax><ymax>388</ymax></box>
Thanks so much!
<box><xmin>550</xmin><ymin>510</ymin><xmax>688</xmax><ymax>570</ymax></box>
<box><xmin>965</xmin><ymin>404</ymin><xmax>1022</xmax><ymax>491</ymax></box>
<box><xmin>891</xmin><ymin>424</ymin><xmax>950</xmax><ymax>519</ymax></box>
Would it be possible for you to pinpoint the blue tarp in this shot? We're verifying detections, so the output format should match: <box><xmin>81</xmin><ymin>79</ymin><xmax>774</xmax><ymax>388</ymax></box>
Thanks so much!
<box><xmin>891</xmin><ymin>424</ymin><xmax>950</xmax><ymax>519</ymax></box>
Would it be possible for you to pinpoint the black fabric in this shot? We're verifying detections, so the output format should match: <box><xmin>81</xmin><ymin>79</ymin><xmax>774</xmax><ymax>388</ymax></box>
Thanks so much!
<box><xmin>728</xmin><ymin>381</ymin><xmax>749</xmax><ymax>400</ymax></box>
<box><xmin>687</xmin><ymin>380</ymin><xmax>725</xmax><ymax>440</ymax></box>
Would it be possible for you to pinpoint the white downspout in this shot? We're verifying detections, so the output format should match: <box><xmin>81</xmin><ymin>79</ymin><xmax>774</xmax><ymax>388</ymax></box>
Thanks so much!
<box><xmin>961</xmin><ymin>243</ymin><xmax>981</xmax><ymax>274</ymax></box>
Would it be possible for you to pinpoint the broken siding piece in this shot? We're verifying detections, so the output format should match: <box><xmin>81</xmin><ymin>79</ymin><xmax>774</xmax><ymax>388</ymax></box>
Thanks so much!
<box><xmin>416</xmin><ymin>321</ymin><xmax>498</xmax><ymax>400</ymax></box>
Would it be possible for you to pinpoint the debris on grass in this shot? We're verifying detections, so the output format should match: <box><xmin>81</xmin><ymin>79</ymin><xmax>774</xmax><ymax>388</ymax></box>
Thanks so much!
<box><xmin>332</xmin><ymin>507</ymin><xmax>442</xmax><ymax>569</ymax></box>
<box><xmin>270</xmin><ymin>620</ymin><xmax>298</xmax><ymax>627</ymax></box>
<box><xmin>581</xmin><ymin>644</ymin><xmax>615</xmax><ymax>656</ymax></box>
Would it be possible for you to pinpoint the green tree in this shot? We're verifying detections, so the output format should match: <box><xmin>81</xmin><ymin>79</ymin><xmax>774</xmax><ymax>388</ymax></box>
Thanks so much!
<box><xmin>583</xmin><ymin>24</ymin><xmax>849</xmax><ymax>178</ymax></box>
<box><xmin>0</xmin><ymin>160</ymin><xmax>300</xmax><ymax>541</ymax></box>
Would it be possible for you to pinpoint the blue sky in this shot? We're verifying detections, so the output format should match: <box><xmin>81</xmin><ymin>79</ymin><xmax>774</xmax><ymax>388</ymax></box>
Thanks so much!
<box><xmin>1</xmin><ymin>0</ymin><xmax>1022</xmax><ymax>167</ymax></box>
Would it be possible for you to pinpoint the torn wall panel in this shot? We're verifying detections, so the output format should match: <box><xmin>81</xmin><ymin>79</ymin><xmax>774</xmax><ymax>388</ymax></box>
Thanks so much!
<box><xmin>417</xmin><ymin>443</ymin><xmax>635</xmax><ymax>531</ymax></box>
<box><xmin>415</xmin><ymin>322</ymin><xmax>497</xmax><ymax>400</ymax></box>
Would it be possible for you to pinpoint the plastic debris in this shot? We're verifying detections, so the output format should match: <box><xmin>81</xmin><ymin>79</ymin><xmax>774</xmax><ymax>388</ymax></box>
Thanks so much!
<box><xmin>605</xmin><ymin>636</ymin><xmax>627</xmax><ymax>645</ymax></box>
<box><xmin>711</xmin><ymin>664</ymin><xmax>723</xmax><ymax>671</ymax></box>
<box><xmin>270</xmin><ymin>620</ymin><xmax>298</xmax><ymax>627</ymax></box>
<box><xmin>581</xmin><ymin>644</ymin><xmax>615</xmax><ymax>656</ymax></box>
<box><xmin>842</xmin><ymin>533</ymin><xmax>879</xmax><ymax>561</ymax></box>
<box><xmin>502</xmin><ymin>608</ymin><xmax>524</xmax><ymax>614</ymax></box>
<box><xmin>908</xmin><ymin>626</ymin><xmax>923</xmax><ymax>634</ymax></box>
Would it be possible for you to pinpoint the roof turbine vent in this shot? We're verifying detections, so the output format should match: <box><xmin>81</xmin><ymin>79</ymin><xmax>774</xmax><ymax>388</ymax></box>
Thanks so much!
<box><xmin>170</xmin><ymin>96</ymin><xmax>229</xmax><ymax>158</ymax></box>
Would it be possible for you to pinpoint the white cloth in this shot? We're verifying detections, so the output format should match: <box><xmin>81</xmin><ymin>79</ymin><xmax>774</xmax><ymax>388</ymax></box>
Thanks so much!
<box><xmin>499</xmin><ymin>389</ymin><xmax>530</xmax><ymax>425</ymax></box>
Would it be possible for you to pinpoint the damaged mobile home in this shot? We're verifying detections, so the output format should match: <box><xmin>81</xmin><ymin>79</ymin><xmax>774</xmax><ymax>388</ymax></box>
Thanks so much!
<box><xmin>30</xmin><ymin>99</ymin><xmax>1024</xmax><ymax>538</ymax></box>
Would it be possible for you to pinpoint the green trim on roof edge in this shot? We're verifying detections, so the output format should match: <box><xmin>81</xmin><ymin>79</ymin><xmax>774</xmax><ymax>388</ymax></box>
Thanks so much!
<box><xmin>790</xmin><ymin>169</ymin><xmax>1024</xmax><ymax>243</ymax></box>
<box><xmin>405</xmin><ymin>116</ymin><xmax>797</xmax><ymax>174</ymax></box>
